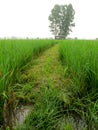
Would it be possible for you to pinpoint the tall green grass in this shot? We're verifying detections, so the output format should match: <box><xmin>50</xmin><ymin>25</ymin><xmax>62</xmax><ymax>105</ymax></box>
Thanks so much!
<box><xmin>0</xmin><ymin>39</ymin><xmax>55</xmax><ymax>126</ymax></box>
<box><xmin>59</xmin><ymin>40</ymin><xmax>98</xmax><ymax>129</ymax></box>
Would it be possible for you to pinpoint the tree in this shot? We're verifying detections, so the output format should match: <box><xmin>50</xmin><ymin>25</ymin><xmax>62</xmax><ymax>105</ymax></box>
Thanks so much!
<box><xmin>49</xmin><ymin>4</ymin><xmax>75</xmax><ymax>39</ymax></box>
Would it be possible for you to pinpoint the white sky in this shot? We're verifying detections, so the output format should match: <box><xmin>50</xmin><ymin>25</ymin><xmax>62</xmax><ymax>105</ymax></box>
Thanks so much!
<box><xmin>0</xmin><ymin>0</ymin><xmax>98</xmax><ymax>39</ymax></box>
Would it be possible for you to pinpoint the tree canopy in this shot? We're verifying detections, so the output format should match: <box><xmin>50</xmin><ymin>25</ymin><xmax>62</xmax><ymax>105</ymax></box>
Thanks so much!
<box><xmin>49</xmin><ymin>4</ymin><xmax>75</xmax><ymax>39</ymax></box>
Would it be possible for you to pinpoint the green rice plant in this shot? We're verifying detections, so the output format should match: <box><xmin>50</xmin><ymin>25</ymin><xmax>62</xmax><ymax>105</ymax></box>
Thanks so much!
<box><xmin>0</xmin><ymin>39</ymin><xmax>55</xmax><ymax>127</ymax></box>
<box><xmin>59</xmin><ymin>40</ymin><xmax>98</xmax><ymax>129</ymax></box>
<box><xmin>59</xmin><ymin>40</ymin><xmax>98</xmax><ymax>94</ymax></box>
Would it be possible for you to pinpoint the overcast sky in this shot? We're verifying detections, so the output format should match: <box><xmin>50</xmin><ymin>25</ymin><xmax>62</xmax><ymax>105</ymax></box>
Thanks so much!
<box><xmin>0</xmin><ymin>0</ymin><xmax>98</xmax><ymax>39</ymax></box>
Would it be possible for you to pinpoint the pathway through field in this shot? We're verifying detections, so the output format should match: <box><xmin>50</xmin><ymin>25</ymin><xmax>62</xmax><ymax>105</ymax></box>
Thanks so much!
<box><xmin>14</xmin><ymin>44</ymin><xmax>65</xmax><ymax>127</ymax></box>
<box><xmin>13</xmin><ymin>44</ymin><xmax>86</xmax><ymax>130</ymax></box>
<box><xmin>21</xmin><ymin>43</ymin><xmax>64</xmax><ymax>89</ymax></box>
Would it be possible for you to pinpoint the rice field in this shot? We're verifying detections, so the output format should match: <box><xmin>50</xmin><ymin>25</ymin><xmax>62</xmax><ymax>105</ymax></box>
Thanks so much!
<box><xmin>0</xmin><ymin>39</ymin><xmax>55</xmax><ymax>127</ymax></box>
<box><xmin>0</xmin><ymin>39</ymin><xmax>98</xmax><ymax>129</ymax></box>
<box><xmin>59</xmin><ymin>40</ymin><xmax>98</xmax><ymax>129</ymax></box>
<box><xmin>0</xmin><ymin>39</ymin><xmax>55</xmax><ymax>89</ymax></box>
<box><xmin>59</xmin><ymin>40</ymin><xmax>98</xmax><ymax>90</ymax></box>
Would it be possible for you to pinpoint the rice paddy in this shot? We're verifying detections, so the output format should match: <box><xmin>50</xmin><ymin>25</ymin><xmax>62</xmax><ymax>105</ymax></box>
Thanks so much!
<box><xmin>59</xmin><ymin>40</ymin><xmax>98</xmax><ymax>129</ymax></box>
<box><xmin>0</xmin><ymin>39</ymin><xmax>98</xmax><ymax>130</ymax></box>
<box><xmin>0</xmin><ymin>39</ymin><xmax>55</xmax><ymax>128</ymax></box>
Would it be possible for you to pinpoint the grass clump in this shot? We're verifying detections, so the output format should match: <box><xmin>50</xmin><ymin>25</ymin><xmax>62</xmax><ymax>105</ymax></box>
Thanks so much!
<box><xmin>16</xmin><ymin>85</ymin><xmax>65</xmax><ymax>130</ymax></box>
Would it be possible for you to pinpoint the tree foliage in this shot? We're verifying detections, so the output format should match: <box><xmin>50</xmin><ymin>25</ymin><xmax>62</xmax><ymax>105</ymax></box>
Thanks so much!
<box><xmin>49</xmin><ymin>4</ymin><xmax>75</xmax><ymax>39</ymax></box>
